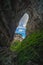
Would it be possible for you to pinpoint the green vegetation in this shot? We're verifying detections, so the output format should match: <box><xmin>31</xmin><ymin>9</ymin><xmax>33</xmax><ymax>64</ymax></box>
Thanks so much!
<box><xmin>10</xmin><ymin>30</ymin><xmax>43</xmax><ymax>65</ymax></box>
<box><xmin>10</xmin><ymin>40</ymin><xmax>21</xmax><ymax>52</ymax></box>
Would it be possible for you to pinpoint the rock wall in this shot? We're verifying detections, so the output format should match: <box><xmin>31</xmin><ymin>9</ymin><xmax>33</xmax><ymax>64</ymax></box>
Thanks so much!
<box><xmin>0</xmin><ymin>0</ymin><xmax>43</xmax><ymax>48</ymax></box>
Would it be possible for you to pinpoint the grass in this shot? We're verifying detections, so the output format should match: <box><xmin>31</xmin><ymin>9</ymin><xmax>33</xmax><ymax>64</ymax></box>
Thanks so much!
<box><xmin>10</xmin><ymin>30</ymin><xmax>43</xmax><ymax>65</ymax></box>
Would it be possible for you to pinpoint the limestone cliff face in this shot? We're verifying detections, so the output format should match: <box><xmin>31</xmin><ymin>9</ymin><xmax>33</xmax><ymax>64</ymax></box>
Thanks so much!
<box><xmin>0</xmin><ymin>0</ymin><xmax>43</xmax><ymax>46</ymax></box>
